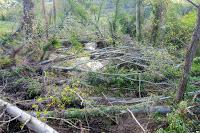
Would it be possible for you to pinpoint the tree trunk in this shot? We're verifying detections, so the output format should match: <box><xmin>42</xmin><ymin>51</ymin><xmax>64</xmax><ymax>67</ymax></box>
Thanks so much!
<box><xmin>0</xmin><ymin>99</ymin><xmax>58</xmax><ymax>133</ymax></box>
<box><xmin>42</xmin><ymin>0</ymin><xmax>49</xmax><ymax>39</ymax></box>
<box><xmin>33</xmin><ymin>105</ymin><xmax>171</xmax><ymax>119</ymax></box>
<box><xmin>151</xmin><ymin>2</ymin><xmax>164</xmax><ymax>45</ymax></box>
<box><xmin>136</xmin><ymin>0</ymin><xmax>142</xmax><ymax>41</ymax></box>
<box><xmin>52</xmin><ymin>0</ymin><xmax>56</xmax><ymax>25</ymax></box>
<box><xmin>196</xmin><ymin>45</ymin><xmax>200</xmax><ymax>56</ymax></box>
<box><xmin>110</xmin><ymin>0</ymin><xmax>120</xmax><ymax>45</ymax></box>
<box><xmin>176</xmin><ymin>7</ymin><xmax>200</xmax><ymax>101</ymax></box>
<box><xmin>22</xmin><ymin>0</ymin><xmax>34</xmax><ymax>38</ymax></box>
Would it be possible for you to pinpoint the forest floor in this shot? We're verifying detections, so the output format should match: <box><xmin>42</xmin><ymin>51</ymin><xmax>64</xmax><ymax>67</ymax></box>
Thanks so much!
<box><xmin>0</xmin><ymin>36</ymin><xmax>199</xmax><ymax>132</ymax></box>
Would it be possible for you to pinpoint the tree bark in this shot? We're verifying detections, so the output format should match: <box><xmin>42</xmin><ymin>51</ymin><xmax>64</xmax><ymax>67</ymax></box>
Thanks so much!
<box><xmin>33</xmin><ymin>105</ymin><xmax>171</xmax><ymax>119</ymax></box>
<box><xmin>0</xmin><ymin>99</ymin><xmax>58</xmax><ymax>133</ymax></box>
<box><xmin>110</xmin><ymin>0</ymin><xmax>120</xmax><ymax>45</ymax></box>
<box><xmin>176</xmin><ymin>7</ymin><xmax>200</xmax><ymax>101</ymax></box>
<box><xmin>22</xmin><ymin>0</ymin><xmax>34</xmax><ymax>38</ymax></box>
<box><xmin>151</xmin><ymin>1</ymin><xmax>164</xmax><ymax>45</ymax></box>
<box><xmin>136</xmin><ymin>0</ymin><xmax>142</xmax><ymax>41</ymax></box>
<box><xmin>196</xmin><ymin>45</ymin><xmax>200</xmax><ymax>56</ymax></box>
<box><xmin>52</xmin><ymin>0</ymin><xmax>56</xmax><ymax>25</ymax></box>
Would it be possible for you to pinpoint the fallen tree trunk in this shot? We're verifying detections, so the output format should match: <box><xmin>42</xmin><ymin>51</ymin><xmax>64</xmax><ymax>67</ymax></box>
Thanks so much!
<box><xmin>31</xmin><ymin>105</ymin><xmax>171</xmax><ymax>119</ymax></box>
<box><xmin>89</xmin><ymin>96</ymin><xmax>171</xmax><ymax>105</ymax></box>
<box><xmin>16</xmin><ymin>96</ymin><xmax>170</xmax><ymax>111</ymax></box>
<box><xmin>0</xmin><ymin>99</ymin><xmax>58</xmax><ymax>133</ymax></box>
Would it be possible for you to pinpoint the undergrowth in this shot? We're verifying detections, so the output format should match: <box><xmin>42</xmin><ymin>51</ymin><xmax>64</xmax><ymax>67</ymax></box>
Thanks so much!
<box><xmin>191</xmin><ymin>57</ymin><xmax>200</xmax><ymax>77</ymax></box>
<box><xmin>0</xmin><ymin>66</ymin><xmax>41</xmax><ymax>99</ymax></box>
<box><xmin>155</xmin><ymin>101</ymin><xmax>199</xmax><ymax>133</ymax></box>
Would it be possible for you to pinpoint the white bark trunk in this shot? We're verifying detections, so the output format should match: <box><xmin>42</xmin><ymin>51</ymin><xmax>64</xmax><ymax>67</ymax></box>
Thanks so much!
<box><xmin>0</xmin><ymin>99</ymin><xmax>58</xmax><ymax>133</ymax></box>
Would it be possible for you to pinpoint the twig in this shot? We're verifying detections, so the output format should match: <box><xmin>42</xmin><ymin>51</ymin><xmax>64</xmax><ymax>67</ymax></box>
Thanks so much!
<box><xmin>45</xmin><ymin>117</ymin><xmax>89</xmax><ymax>131</ymax></box>
<box><xmin>127</xmin><ymin>108</ymin><xmax>146</xmax><ymax>133</ymax></box>
<box><xmin>0</xmin><ymin>114</ymin><xmax>21</xmax><ymax>127</ymax></box>
<box><xmin>73</xmin><ymin>91</ymin><xmax>117</xmax><ymax>123</ymax></box>
<box><xmin>102</xmin><ymin>92</ymin><xmax>113</xmax><ymax>106</ymax></box>
<box><xmin>0</xmin><ymin>77</ymin><xmax>7</xmax><ymax>93</ymax></box>
<box><xmin>74</xmin><ymin>92</ymin><xmax>84</xmax><ymax>106</ymax></box>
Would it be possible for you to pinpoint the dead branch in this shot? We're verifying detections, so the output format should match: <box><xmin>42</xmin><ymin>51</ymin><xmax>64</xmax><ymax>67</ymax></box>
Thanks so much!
<box><xmin>185</xmin><ymin>0</ymin><xmax>198</xmax><ymax>8</ymax></box>
<box><xmin>188</xmin><ymin>90</ymin><xmax>200</xmax><ymax>96</ymax></box>
<box><xmin>127</xmin><ymin>108</ymin><xmax>146</xmax><ymax>133</ymax></box>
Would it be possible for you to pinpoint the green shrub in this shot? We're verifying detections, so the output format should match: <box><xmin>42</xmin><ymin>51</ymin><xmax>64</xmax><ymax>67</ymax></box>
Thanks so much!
<box><xmin>0</xmin><ymin>8</ymin><xmax>21</xmax><ymax>22</ymax></box>
<box><xmin>41</xmin><ymin>37</ymin><xmax>61</xmax><ymax>61</ymax></box>
<box><xmin>186</xmin><ymin>76</ymin><xmax>200</xmax><ymax>93</ymax></box>
<box><xmin>0</xmin><ymin>56</ymin><xmax>13</xmax><ymax>69</ymax></box>
<box><xmin>69</xmin><ymin>33</ymin><xmax>83</xmax><ymax>50</ymax></box>
<box><xmin>0</xmin><ymin>66</ymin><xmax>41</xmax><ymax>99</ymax></box>
<box><xmin>164</xmin><ymin>11</ymin><xmax>196</xmax><ymax>49</ymax></box>
<box><xmin>163</xmin><ymin>65</ymin><xmax>181</xmax><ymax>79</ymax></box>
<box><xmin>0</xmin><ymin>69</ymin><xmax>13</xmax><ymax>79</ymax></box>
<box><xmin>191</xmin><ymin>57</ymin><xmax>200</xmax><ymax>77</ymax></box>
<box><xmin>68</xmin><ymin>0</ymin><xmax>89</xmax><ymax>21</ymax></box>
<box><xmin>14</xmin><ymin>78</ymin><xmax>41</xmax><ymax>98</ymax></box>
<box><xmin>60</xmin><ymin>85</ymin><xmax>79</xmax><ymax>106</ymax></box>
<box><xmin>13</xmin><ymin>66</ymin><xmax>35</xmax><ymax>75</ymax></box>
<box><xmin>27</xmin><ymin>79</ymin><xmax>42</xmax><ymax>98</ymax></box>
<box><xmin>86</xmin><ymin>66</ymin><xmax>142</xmax><ymax>95</ymax></box>
<box><xmin>43</xmin><ymin>37</ymin><xmax>61</xmax><ymax>51</ymax></box>
<box><xmin>43</xmin><ymin>85</ymin><xmax>82</xmax><ymax>109</ymax></box>
<box><xmin>118</xmin><ymin>13</ymin><xmax>136</xmax><ymax>37</ymax></box>
<box><xmin>156</xmin><ymin>102</ymin><xmax>190</xmax><ymax>133</ymax></box>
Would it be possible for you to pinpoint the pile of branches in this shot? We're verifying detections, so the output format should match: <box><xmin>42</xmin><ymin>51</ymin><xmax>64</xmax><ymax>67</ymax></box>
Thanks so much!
<box><xmin>51</xmin><ymin>42</ymin><xmax>178</xmax><ymax>94</ymax></box>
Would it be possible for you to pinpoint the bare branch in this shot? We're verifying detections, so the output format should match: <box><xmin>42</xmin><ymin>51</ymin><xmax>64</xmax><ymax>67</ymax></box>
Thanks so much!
<box><xmin>127</xmin><ymin>108</ymin><xmax>146</xmax><ymax>133</ymax></box>
<box><xmin>186</xmin><ymin>0</ymin><xmax>199</xmax><ymax>8</ymax></box>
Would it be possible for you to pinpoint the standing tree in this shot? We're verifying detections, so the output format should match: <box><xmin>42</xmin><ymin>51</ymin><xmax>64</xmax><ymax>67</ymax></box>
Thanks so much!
<box><xmin>150</xmin><ymin>0</ymin><xmax>166</xmax><ymax>45</ymax></box>
<box><xmin>136</xmin><ymin>0</ymin><xmax>142</xmax><ymax>41</ymax></box>
<box><xmin>22</xmin><ymin>0</ymin><xmax>34</xmax><ymax>38</ymax></box>
<box><xmin>52</xmin><ymin>0</ymin><xmax>57</xmax><ymax>25</ymax></box>
<box><xmin>42</xmin><ymin>0</ymin><xmax>49</xmax><ymax>39</ymax></box>
<box><xmin>177</xmin><ymin>0</ymin><xmax>200</xmax><ymax>101</ymax></box>
<box><xmin>109</xmin><ymin>0</ymin><xmax>120</xmax><ymax>45</ymax></box>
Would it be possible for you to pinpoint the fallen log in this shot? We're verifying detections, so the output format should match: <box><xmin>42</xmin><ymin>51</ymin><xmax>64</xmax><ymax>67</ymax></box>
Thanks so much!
<box><xmin>89</xmin><ymin>96</ymin><xmax>171</xmax><ymax>105</ymax></box>
<box><xmin>16</xmin><ymin>96</ymin><xmax>170</xmax><ymax>111</ymax></box>
<box><xmin>31</xmin><ymin>105</ymin><xmax>171</xmax><ymax>119</ymax></box>
<box><xmin>0</xmin><ymin>99</ymin><xmax>58</xmax><ymax>133</ymax></box>
<box><xmin>39</xmin><ymin>55</ymin><xmax>75</xmax><ymax>65</ymax></box>
<box><xmin>51</xmin><ymin>66</ymin><xmax>76</xmax><ymax>72</ymax></box>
